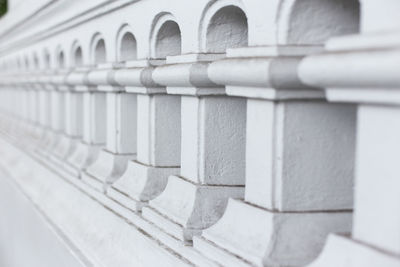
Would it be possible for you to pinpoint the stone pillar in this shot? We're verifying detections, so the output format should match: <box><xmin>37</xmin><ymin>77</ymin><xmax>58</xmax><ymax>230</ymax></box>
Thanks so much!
<box><xmin>32</xmin><ymin>68</ymin><xmax>63</xmax><ymax>159</ymax></box>
<box><xmin>49</xmin><ymin>90</ymin><xmax>65</xmax><ymax>148</ymax></box>
<box><xmin>49</xmin><ymin>69</ymin><xmax>81</xmax><ymax>166</ymax></box>
<box><xmin>27</xmin><ymin>70</ymin><xmax>51</xmax><ymax>143</ymax></box>
<box><xmin>136</xmin><ymin>54</ymin><xmax>244</xmax><ymax>243</ymax></box>
<box><xmin>64</xmin><ymin>67</ymin><xmax>91</xmax><ymax>176</ymax></box>
<box><xmin>64</xmin><ymin>92</ymin><xmax>83</xmax><ymax>139</ymax></box>
<box><xmin>299</xmin><ymin>2</ymin><xmax>400</xmax><ymax>265</ymax></box>
<box><xmin>38</xmin><ymin>68</ymin><xmax>70</xmax><ymax>166</ymax></box>
<box><xmin>82</xmin><ymin>63</ymin><xmax>137</xmax><ymax>192</ymax></box>
<box><xmin>62</xmin><ymin>90</ymin><xmax>83</xmax><ymax>158</ymax></box>
<box><xmin>66</xmin><ymin>66</ymin><xmax>105</xmax><ymax>177</ymax></box>
<box><xmin>18</xmin><ymin>69</ymin><xmax>40</xmax><ymax>143</ymax></box>
<box><xmin>107</xmin><ymin>59</ymin><xmax>181</xmax><ymax>212</ymax></box>
<box><xmin>26</xmin><ymin>86</ymin><xmax>37</xmax><ymax>130</ymax></box>
<box><xmin>6</xmin><ymin>71</ymin><xmax>33</xmax><ymax>146</ymax></box>
<box><xmin>30</xmin><ymin>84</ymin><xmax>43</xmax><ymax>141</ymax></box>
<box><xmin>191</xmin><ymin>46</ymin><xmax>356</xmax><ymax>266</ymax></box>
<box><xmin>35</xmin><ymin>74</ymin><xmax>55</xmax><ymax>157</ymax></box>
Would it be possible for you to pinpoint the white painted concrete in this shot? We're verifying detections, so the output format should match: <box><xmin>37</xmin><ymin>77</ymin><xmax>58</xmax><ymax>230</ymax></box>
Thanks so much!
<box><xmin>0</xmin><ymin>0</ymin><xmax>398</xmax><ymax>266</ymax></box>
<box><xmin>299</xmin><ymin>0</ymin><xmax>400</xmax><ymax>265</ymax></box>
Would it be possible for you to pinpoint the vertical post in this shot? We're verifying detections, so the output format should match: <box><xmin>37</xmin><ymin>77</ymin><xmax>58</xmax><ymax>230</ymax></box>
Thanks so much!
<box><xmin>299</xmin><ymin>3</ymin><xmax>400</xmax><ymax>264</ymax></box>
<box><xmin>108</xmin><ymin>60</ymin><xmax>181</xmax><ymax>212</ymax></box>
<box><xmin>140</xmin><ymin>55</ymin><xmax>245</xmax><ymax>243</ymax></box>
<box><xmin>83</xmin><ymin>63</ymin><xmax>138</xmax><ymax>191</ymax></box>
<box><xmin>192</xmin><ymin>47</ymin><xmax>355</xmax><ymax>266</ymax></box>
<box><xmin>67</xmin><ymin>76</ymin><xmax>106</xmax><ymax>176</ymax></box>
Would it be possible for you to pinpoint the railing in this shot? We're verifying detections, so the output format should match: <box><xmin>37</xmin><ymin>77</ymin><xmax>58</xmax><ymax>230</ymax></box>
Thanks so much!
<box><xmin>0</xmin><ymin>0</ymin><xmax>398</xmax><ymax>267</ymax></box>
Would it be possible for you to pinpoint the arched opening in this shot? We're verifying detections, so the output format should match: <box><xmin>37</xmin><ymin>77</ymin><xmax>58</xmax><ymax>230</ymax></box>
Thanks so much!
<box><xmin>94</xmin><ymin>39</ymin><xmax>106</xmax><ymax>64</ymax></box>
<box><xmin>206</xmin><ymin>5</ymin><xmax>248</xmax><ymax>53</ymax></box>
<box><xmin>23</xmin><ymin>57</ymin><xmax>29</xmax><ymax>70</ymax></box>
<box><xmin>119</xmin><ymin>32</ymin><xmax>137</xmax><ymax>61</ymax></box>
<box><xmin>285</xmin><ymin>0</ymin><xmax>360</xmax><ymax>44</ymax></box>
<box><xmin>33</xmin><ymin>53</ymin><xmax>39</xmax><ymax>70</ymax></box>
<box><xmin>57</xmin><ymin>51</ymin><xmax>65</xmax><ymax>68</ymax></box>
<box><xmin>43</xmin><ymin>50</ymin><xmax>50</xmax><ymax>69</ymax></box>
<box><xmin>74</xmin><ymin>47</ymin><xmax>83</xmax><ymax>67</ymax></box>
<box><xmin>154</xmin><ymin>20</ymin><xmax>181</xmax><ymax>58</ymax></box>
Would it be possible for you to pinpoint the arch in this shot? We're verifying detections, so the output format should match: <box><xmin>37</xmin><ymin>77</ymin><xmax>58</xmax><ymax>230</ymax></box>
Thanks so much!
<box><xmin>277</xmin><ymin>0</ymin><xmax>360</xmax><ymax>45</ymax></box>
<box><xmin>55</xmin><ymin>47</ymin><xmax>65</xmax><ymax>68</ymax></box>
<box><xmin>16</xmin><ymin>57</ymin><xmax>21</xmax><ymax>70</ymax></box>
<box><xmin>150</xmin><ymin>13</ymin><xmax>182</xmax><ymax>58</ymax></box>
<box><xmin>32</xmin><ymin>53</ymin><xmax>39</xmax><ymax>70</ymax></box>
<box><xmin>90</xmin><ymin>33</ymin><xmax>107</xmax><ymax>64</ymax></box>
<box><xmin>74</xmin><ymin>47</ymin><xmax>83</xmax><ymax>67</ymax></box>
<box><xmin>71</xmin><ymin>41</ymin><xmax>83</xmax><ymax>67</ymax></box>
<box><xmin>43</xmin><ymin>49</ymin><xmax>51</xmax><ymax>69</ymax></box>
<box><xmin>116</xmin><ymin>24</ymin><xmax>137</xmax><ymax>61</ymax></box>
<box><xmin>24</xmin><ymin>56</ymin><xmax>29</xmax><ymax>70</ymax></box>
<box><xmin>199</xmin><ymin>0</ymin><xmax>248</xmax><ymax>53</ymax></box>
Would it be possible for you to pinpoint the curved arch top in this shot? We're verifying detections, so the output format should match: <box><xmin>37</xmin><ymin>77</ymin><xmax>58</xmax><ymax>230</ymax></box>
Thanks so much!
<box><xmin>54</xmin><ymin>46</ymin><xmax>65</xmax><ymax>68</ymax></box>
<box><xmin>90</xmin><ymin>33</ymin><xmax>107</xmax><ymax>64</ymax></box>
<box><xmin>23</xmin><ymin>55</ymin><xmax>30</xmax><ymax>70</ymax></box>
<box><xmin>42</xmin><ymin>49</ymin><xmax>51</xmax><ymax>69</ymax></box>
<box><xmin>199</xmin><ymin>0</ymin><xmax>248</xmax><ymax>53</ymax></box>
<box><xmin>149</xmin><ymin>13</ymin><xmax>182</xmax><ymax>59</ymax></box>
<box><xmin>276</xmin><ymin>0</ymin><xmax>360</xmax><ymax>45</ymax></box>
<box><xmin>116</xmin><ymin>24</ymin><xmax>138</xmax><ymax>62</ymax></box>
<box><xmin>70</xmin><ymin>40</ymin><xmax>83</xmax><ymax>67</ymax></box>
<box><xmin>32</xmin><ymin>52</ymin><xmax>39</xmax><ymax>69</ymax></box>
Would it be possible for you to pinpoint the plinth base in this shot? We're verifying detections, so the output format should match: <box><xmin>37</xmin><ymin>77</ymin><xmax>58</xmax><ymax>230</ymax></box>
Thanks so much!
<box><xmin>66</xmin><ymin>141</ymin><xmax>101</xmax><ymax>177</ymax></box>
<box><xmin>82</xmin><ymin>149</ymin><xmax>135</xmax><ymax>192</ymax></box>
<box><xmin>35</xmin><ymin>131</ymin><xmax>60</xmax><ymax>158</ymax></box>
<box><xmin>107</xmin><ymin>160</ymin><xmax>180</xmax><ymax>212</ymax></box>
<box><xmin>51</xmin><ymin>135</ymin><xmax>75</xmax><ymax>159</ymax></box>
<box><xmin>193</xmin><ymin>199</ymin><xmax>352</xmax><ymax>267</ymax></box>
<box><xmin>142</xmin><ymin>175</ymin><xmax>244</xmax><ymax>242</ymax></box>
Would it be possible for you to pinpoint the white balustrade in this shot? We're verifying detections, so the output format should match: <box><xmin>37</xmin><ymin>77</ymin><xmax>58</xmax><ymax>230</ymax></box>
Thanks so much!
<box><xmin>0</xmin><ymin>0</ymin><xmax>397</xmax><ymax>266</ymax></box>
